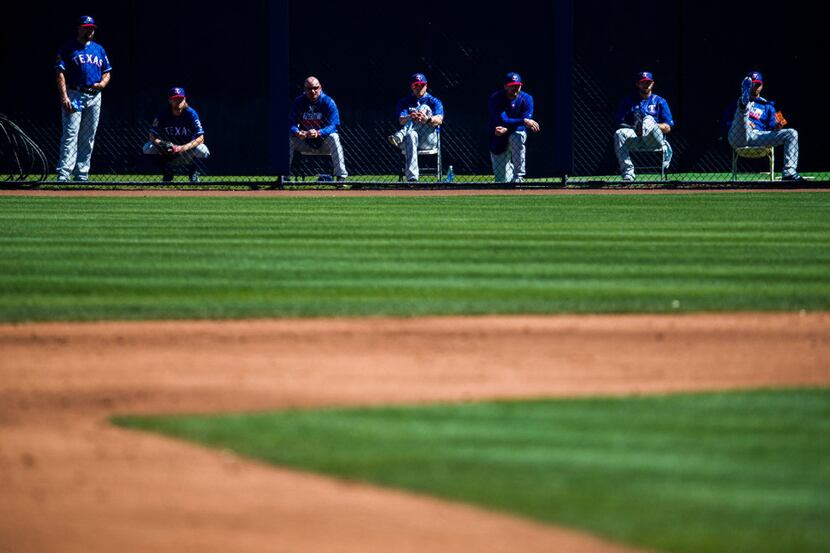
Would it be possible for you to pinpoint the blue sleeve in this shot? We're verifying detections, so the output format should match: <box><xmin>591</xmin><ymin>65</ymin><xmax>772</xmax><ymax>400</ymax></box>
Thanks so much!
<box><xmin>319</xmin><ymin>97</ymin><xmax>340</xmax><ymax>136</ymax></box>
<box><xmin>99</xmin><ymin>45</ymin><xmax>112</xmax><ymax>73</ymax></box>
<box><xmin>521</xmin><ymin>94</ymin><xmax>533</xmax><ymax>119</ymax></box>
<box><xmin>658</xmin><ymin>97</ymin><xmax>674</xmax><ymax>127</ymax></box>
<box><xmin>289</xmin><ymin>97</ymin><xmax>301</xmax><ymax>134</ymax></box>
<box><xmin>500</xmin><ymin>95</ymin><xmax>531</xmax><ymax>129</ymax></box>
<box><xmin>55</xmin><ymin>45</ymin><xmax>66</xmax><ymax>72</ymax></box>
<box><xmin>396</xmin><ymin>97</ymin><xmax>408</xmax><ymax>118</ymax></box>
<box><xmin>190</xmin><ymin>109</ymin><xmax>205</xmax><ymax>138</ymax></box>
<box><xmin>431</xmin><ymin>96</ymin><xmax>444</xmax><ymax>117</ymax></box>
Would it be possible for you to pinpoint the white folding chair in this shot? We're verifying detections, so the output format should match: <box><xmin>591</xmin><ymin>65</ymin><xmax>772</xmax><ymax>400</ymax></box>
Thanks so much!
<box><xmin>629</xmin><ymin>142</ymin><xmax>669</xmax><ymax>181</ymax></box>
<box><xmin>731</xmin><ymin>146</ymin><xmax>774</xmax><ymax>182</ymax></box>
<box><xmin>399</xmin><ymin>127</ymin><xmax>442</xmax><ymax>182</ymax></box>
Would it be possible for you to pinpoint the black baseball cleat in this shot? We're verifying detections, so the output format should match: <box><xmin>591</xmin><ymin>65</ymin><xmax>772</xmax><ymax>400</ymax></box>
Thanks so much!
<box><xmin>162</xmin><ymin>170</ymin><xmax>174</xmax><ymax>182</ymax></box>
<box><xmin>781</xmin><ymin>173</ymin><xmax>805</xmax><ymax>182</ymax></box>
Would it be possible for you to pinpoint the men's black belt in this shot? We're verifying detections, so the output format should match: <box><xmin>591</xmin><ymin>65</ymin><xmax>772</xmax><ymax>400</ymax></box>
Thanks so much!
<box><xmin>71</xmin><ymin>85</ymin><xmax>99</xmax><ymax>94</ymax></box>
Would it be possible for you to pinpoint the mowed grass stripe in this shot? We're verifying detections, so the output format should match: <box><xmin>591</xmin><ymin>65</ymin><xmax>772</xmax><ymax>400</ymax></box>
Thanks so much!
<box><xmin>1</xmin><ymin>193</ymin><xmax>828</xmax><ymax>321</ymax></box>
<box><xmin>113</xmin><ymin>388</ymin><xmax>830</xmax><ymax>553</ymax></box>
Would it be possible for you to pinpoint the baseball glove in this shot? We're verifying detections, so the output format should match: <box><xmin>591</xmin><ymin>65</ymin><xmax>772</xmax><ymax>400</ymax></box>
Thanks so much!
<box><xmin>158</xmin><ymin>140</ymin><xmax>177</xmax><ymax>157</ymax></box>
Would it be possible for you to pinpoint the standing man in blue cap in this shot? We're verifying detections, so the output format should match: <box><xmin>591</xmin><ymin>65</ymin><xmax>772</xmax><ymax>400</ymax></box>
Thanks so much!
<box><xmin>143</xmin><ymin>87</ymin><xmax>210</xmax><ymax>183</ymax></box>
<box><xmin>388</xmin><ymin>73</ymin><xmax>444</xmax><ymax>182</ymax></box>
<box><xmin>55</xmin><ymin>15</ymin><xmax>112</xmax><ymax>182</ymax></box>
<box><xmin>726</xmin><ymin>71</ymin><xmax>803</xmax><ymax>181</ymax></box>
<box><xmin>614</xmin><ymin>71</ymin><xmax>674</xmax><ymax>182</ymax></box>
<box><xmin>488</xmin><ymin>72</ymin><xmax>540</xmax><ymax>183</ymax></box>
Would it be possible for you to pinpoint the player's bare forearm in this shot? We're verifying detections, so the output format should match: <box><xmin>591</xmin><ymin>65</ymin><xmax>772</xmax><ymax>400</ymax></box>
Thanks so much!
<box><xmin>180</xmin><ymin>135</ymin><xmax>205</xmax><ymax>152</ymax></box>
<box><xmin>429</xmin><ymin>115</ymin><xmax>443</xmax><ymax>126</ymax></box>
<box><xmin>56</xmin><ymin>72</ymin><xmax>68</xmax><ymax>96</ymax></box>
<box><xmin>56</xmin><ymin>72</ymin><xmax>71</xmax><ymax>112</ymax></box>
<box><xmin>658</xmin><ymin>123</ymin><xmax>671</xmax><ymax>134</ymax></box>
<box><xmin>92</xmin><ymin>72</ymin><xmax>111</xmax><ymax>91</ymax></box>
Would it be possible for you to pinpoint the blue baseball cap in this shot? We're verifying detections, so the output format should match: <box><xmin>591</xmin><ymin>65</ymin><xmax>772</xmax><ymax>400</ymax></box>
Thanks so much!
<box><xmin>637</xmin><ymin>71</ymin><xmax>654</xmax><ymax>82</ymax></box>
<box><xmin>409</xmin><ymin>73</ymin><xmax>428</xmax><ymax>86</ymax></box>
<box><xmin>505</xmin><ymin>72</ymin><xmax>523</xmax><ymax>86</ymax></box>
<box><xmin>168</xmin><ymin>87</ymin><xmax>186</xmax><ymax>99</ymax></box>
<box><xmin>747</xmin><ymin>71</ymin><xmax>763</xmax><ymax>83</ymax></box>
<box><xmin>79</xmin><ymin>15</ymin><xmax>97</xmax><ymax>27</ymax></box>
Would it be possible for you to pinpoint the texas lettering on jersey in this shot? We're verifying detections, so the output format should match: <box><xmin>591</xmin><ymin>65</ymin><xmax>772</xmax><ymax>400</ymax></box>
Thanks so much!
<box><xmin>150</xmin><ymin>108</ymin><xmax>205</xmax><ymax>145</ymax></box>
<box><xmin>300</xmin><ymin>105</ymin><xmax>324</xmax><ymax>130</ymax></box>
<box><xmin>71</xmin><ymin>53</ymin><xmax>106</xmax><ymax>68</ymax></box>
<box><xmin>748</xmin><ymin>103</ymin><xmax>764</xmax><ymax>129</ymax></box>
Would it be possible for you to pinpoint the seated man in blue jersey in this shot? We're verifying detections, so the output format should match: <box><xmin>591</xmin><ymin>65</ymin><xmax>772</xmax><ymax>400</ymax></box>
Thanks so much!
<box><xmin>289</xmin><ymin>76</ymin><xmax>347</xmax><ymax>181</ymax></box>
<box><xmin>387</xmin><ymin>73</ymin><xmax>444</xmax><ymax>182</ymax></box>
<box><xmin>614</xmin><ymin>71</ymin><xmax>674</xmax><ymax>182</ymax></box>
<box><xmin>488</xmin><ymin>72</ymin><xmax>541</xmax><ymax>183</ymax></box>
<box><xmin>143</xmin><ymin>87</ymin><xmax>210</xmax><ymax>183</ymax></box>
<box><xmin>725</xmin><ymin>71</ymin><xmax>803</xmax><ymax>181</ymax></box>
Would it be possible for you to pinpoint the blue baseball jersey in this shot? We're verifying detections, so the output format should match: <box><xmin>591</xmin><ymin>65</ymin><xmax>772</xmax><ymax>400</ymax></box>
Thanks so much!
<box><xmin>395</xmin><ymin>93</ymin><xmax>444</xmax><ymax>119</ymax></box>
<box><xmin>615</xmin><ymin>93</ymin><xmax>674</xmax><ymax>128</ymax></box>
<box><xmin>289</xmin><ymin>93</ymin><xmax>341</xmax><ymax>148</ymax></box>
<box><xmin>55</xmin><ymin>40</ymin><xmax>112</xmax><ymax>88</ymax></box>
<box><xmin>488</xmin><ymin>90</ymin><xmax>534</xmax><ymax>154</ymax></box>
<box><xmin>726</xmin><ymin>97</ymin><xmax>778</xmax><ymax>132</ymax></box>
<box><xmin>150</xmin><ymin>107</ymin><xmax>205</xmax><ymax>145</ymax></box>
<box><xmin>489</xmin><ymin>90</ymin><xmax>534</xmax><ymax>132</ymax></box>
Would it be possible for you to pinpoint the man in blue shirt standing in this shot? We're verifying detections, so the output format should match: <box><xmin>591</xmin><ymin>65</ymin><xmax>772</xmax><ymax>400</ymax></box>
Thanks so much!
<box><xmin>55</xmin><ymin>15</ymin><xmax>112</xmax><ymax>182</ymax></box>
<box><xmin>143</xmin><ymin>87</ymin><xmax>210</xmax><ymax>183</ymax></box>
<box><xmin>614</xmin><ymin>71</ymin><xmax>674</xmax><ymax>182</ymax></box>
<box><xmin>488</xmin><ymin>72</ymin><xmax>540</xmax><ymax>183</ymax></box>
<box><xmin>289</xmin><ymin>76</ymin><xmax>347</xmax><ymax>181</ymax></box>
<box><xmin>388</xmin><ymin>73</ymin><xmax>444</xmax><ymax>183</ymax></box>
<box><xmin>726</xmin><ymin>71</ymin><xmax>803</xmax><ymax>181</ymax></box>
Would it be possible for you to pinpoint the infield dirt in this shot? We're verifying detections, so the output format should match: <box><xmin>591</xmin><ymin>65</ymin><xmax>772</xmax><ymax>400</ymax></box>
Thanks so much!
<box><xmin>1</xmin><ymin>313</ymin><xmax>829</xmax><ymax>553</ymax></box>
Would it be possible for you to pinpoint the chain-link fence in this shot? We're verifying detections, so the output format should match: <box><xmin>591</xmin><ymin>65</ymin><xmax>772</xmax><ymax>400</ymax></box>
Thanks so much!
<box><xmin>3</xmin><ymin>73</ymin><xmax>825</xmax><ymax>187</ymax></box>
<box><xmin>2</xmin><ymin>0</ymin><xmax>826</xmax><ymax>188</ymax></box>
<box><xmin>3</xmin><ymin>89</ymin><xmax>823</xmax><ymax>188</ymax></box>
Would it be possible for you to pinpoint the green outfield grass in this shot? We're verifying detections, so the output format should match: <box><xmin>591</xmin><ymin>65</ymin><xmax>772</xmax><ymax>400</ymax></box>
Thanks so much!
<box><xmin>113</xmin><ymin>388</ymin><xmax>830</xmax><ymax>553</ymax></box>
<box><xmin>0</xmin><ymin>193</ymin><xmax>828</xmax><ymax>322</ymax></box>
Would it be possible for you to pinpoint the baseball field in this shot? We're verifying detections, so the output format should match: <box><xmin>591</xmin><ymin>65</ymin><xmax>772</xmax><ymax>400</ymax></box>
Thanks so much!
<box><xmin>1</xmin><ymin>188</ymin><xmax>829</xmax><ymax>553</ymax></box>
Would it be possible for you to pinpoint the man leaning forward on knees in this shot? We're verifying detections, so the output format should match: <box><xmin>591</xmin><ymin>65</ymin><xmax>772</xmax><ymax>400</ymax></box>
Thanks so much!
<box><xmin>143</xmin><ymin>87</ymin><xmax>210</xmax><ymax>183</ymax></box>
<box><xmin>726</xmin><ymin>70</ymin><xmax>803</xmax><ymax>182</ymax></box>
<box><xmin>488</xmin><ymin>72</ymin><xmax>540</xmax><ymax>183</ymax></box>
<box><xmin>614</xmin><ymin>71</ymin><xmax>674</xmax><ymax>182</ymax></box>
<box><xmin>289</xmin><ymin>76</ymin><xmax>347</xmax><ymax>181</ymax></box>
